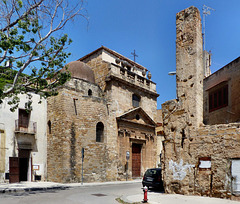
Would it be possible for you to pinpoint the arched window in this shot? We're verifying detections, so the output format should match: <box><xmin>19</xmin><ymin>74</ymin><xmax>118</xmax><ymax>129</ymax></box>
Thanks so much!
<box><xmin>96</xmin><ymin>122</ymin><xmax>104</xmax><ymax>142</ymax></box>
<box><xmin>88</xmin><ymin>89</ymin><xmax>92</xmax><ymax>96</ymax></box>
<box><xmin>132</xmin><ymin>94</ymin><xmax>141</xmax><ymax>107</ymax></box>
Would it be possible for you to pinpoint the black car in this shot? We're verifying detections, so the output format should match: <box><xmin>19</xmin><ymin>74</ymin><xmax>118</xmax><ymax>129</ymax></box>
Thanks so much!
<box><xmin>142</xmin><ymin>168</ymin><xmax>164</xmax><ymax>191</ymax></box>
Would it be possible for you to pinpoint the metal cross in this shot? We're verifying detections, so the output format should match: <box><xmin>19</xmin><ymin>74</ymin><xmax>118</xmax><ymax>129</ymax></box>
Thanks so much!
<box><xmin>131</xmin><ymin>49</ymin><xmax>138</xmax><ymax>62</ymax></box>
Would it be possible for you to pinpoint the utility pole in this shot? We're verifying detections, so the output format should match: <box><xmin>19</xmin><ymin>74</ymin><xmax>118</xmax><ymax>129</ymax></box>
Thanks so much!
<box><xmin>81</xmin><ymin>147</ymin><xmax>84</xmax><ymax>185</ymax></box>
<box><xmin>202</xmin><ymin>5</ymin><xmax>215</xmax><ymax>50</ymax></box>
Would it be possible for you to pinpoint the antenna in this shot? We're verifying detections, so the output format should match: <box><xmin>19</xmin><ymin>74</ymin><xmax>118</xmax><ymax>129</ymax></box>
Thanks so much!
<box><xmin>202</xmin><ymin>5</ymin><xmax>215</xmax><ymax>50</ymax></box>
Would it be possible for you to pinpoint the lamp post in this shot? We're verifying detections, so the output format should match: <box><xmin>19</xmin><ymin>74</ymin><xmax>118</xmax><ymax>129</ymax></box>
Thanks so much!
<box><xmin>168</xmin><ymin>71</ymin><xmax>176</xmax><ymax>76</ymax></box>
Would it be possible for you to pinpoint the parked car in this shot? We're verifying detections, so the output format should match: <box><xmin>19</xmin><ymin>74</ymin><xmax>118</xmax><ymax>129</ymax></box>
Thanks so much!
<box><xmin>142</xmin><ymin>168</ymin><xmax>164</xmax><ymax>191</ymax></box>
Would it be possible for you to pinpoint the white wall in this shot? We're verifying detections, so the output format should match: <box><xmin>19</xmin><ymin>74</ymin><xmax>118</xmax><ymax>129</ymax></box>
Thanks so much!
<box><xmin>0</xmin><ymin>93</ymin><xmax>47</xmax><ymax>182</ymax></box>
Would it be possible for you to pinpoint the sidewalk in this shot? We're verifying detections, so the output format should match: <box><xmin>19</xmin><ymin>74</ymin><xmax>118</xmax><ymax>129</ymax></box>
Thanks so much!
<box><xmin>123</xmin><ymin>192</ymin><xmax>240</xmax><ymax>204</ymax></box>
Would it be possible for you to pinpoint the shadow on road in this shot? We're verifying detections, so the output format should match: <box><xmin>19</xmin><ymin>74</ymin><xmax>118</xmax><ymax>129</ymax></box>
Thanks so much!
<box><xmin>147</xmin><ymin>188</ymin><xmax>165</xmax><ymax>193</ymax></box>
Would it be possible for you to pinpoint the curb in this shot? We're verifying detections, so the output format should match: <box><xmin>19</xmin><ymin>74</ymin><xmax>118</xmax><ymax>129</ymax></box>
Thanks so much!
<box><xmin>0</xmin><ymin>180</ymin><xmax>141</xmax><ymax>194</ymax></box>
<box><xmin>0</xmin><ymin>186</ymin><xmax>69</xmax><ymax>194</ymax></box>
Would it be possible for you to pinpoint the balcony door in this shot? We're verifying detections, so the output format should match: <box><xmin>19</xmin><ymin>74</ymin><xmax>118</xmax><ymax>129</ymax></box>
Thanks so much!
<box><xmin>19</xmin><ymin>109</ymin><xmax>30</xmax><ymax>130</ymax></box>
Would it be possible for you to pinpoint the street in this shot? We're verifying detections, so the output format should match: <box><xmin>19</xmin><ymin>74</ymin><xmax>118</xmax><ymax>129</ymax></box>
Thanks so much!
<box><xmin>0</xmin><ymin>182</ymin><xmax>143</xmax><ymax>204</ymax></box>
<box><xmin>1</xmin><ymin>181</ymin><xmax>240</xmax><ymax>204</ymax></box>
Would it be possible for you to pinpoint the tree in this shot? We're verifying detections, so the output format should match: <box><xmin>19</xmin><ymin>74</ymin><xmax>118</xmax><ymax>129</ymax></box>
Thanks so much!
<box><xmin>0</xmin><ymin>0</ymin><xmax>87</xmax><ymax>111</ymax></box>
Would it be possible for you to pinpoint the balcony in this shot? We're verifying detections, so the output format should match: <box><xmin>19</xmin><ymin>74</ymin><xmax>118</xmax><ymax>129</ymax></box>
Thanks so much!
<box><xmin>108</xmin><ymin>63</ymin><xmax>158</xmax><ymax>95</ymax></box>
<box><xmin>15</xmin><ymin>120</ymin><xmax>37</xmax><ymax>134</ymax></box>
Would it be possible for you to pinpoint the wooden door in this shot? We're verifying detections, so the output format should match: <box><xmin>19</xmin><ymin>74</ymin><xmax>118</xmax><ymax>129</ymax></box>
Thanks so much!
<box><xmin>9</xmin><ymin>157</ymin><xmax>19</xmax><ymax>183</ymax></box>
<box><xmin>132</xmin><ymin>143</ymin><xmax>141</xmax><ymax>177</ymax></box>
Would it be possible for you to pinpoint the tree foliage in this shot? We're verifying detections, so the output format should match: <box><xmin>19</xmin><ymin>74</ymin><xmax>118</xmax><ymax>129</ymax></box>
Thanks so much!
<box><xmin>0</xmin><ymin>0</ymin><xmax>87</xmax><ymax>111</ymax></box>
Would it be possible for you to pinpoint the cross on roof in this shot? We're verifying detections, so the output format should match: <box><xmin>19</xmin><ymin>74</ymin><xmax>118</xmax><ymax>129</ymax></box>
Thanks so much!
<box><xmin>131</xmin><ymin>49</ymin><xmax>138</xmax><ymax>62</ymax></box>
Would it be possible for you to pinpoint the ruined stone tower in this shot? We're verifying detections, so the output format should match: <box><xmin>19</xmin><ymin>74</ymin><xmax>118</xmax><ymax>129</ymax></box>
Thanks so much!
<box><xmin>176</xmin><ymin>6</ymin><xmax>204</xmax><ymax>127</ymax></box>
<box><xmin>162</xmin><ymin>6</ymin><xmax>240</xmax><ymax>198</ymax></box>
<box><xmin>162</xmin><ymin>6</ymin><xmax>204</xmax><ymax>194</ymax></box>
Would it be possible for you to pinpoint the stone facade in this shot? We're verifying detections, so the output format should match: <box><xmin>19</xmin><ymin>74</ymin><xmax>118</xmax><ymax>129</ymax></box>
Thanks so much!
<box><xmin>47</xmin><ymin>47</ymin><xmax>159</xmax><ymax>183</ymax></box>
<box><xmin>47</xmin><ymin>78</ymin><xmax>109</xmax><ymax>182</ymax></box>
<box><xmin>162</xmin><ymin>6</ymin><xmax>240</xmax><ymax>199</ymax></box>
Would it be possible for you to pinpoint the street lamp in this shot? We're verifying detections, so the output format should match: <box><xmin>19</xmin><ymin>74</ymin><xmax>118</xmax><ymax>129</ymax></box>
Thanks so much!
<box><xmin>168</xmin><ymin>71</ymin><xmax>176</xmax><ymax>76</ymax></box>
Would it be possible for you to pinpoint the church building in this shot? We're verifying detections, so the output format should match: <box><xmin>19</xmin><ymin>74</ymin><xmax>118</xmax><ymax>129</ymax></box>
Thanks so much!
<box><xmin>47</xmin><ymin>46</ymin><xmax>159</xmax><ymax>182</ymax></box>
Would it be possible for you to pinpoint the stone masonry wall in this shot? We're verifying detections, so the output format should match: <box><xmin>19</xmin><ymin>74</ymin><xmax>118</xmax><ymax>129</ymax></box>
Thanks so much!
<box><xmin>162</xmin><ymin>100</ymin><xmax>240</xmax><ymax>197</ymax></box>
<box><xmin>162</xmin><ymin>6</ymin><xmax>240</xmax><ymax>199</ymax></box>
<box><xmin>105</xmin><ymin>78</ymin><xmax>157</xmax><ymax>180</ymax></box>
<box><xmin>82</xmin><ymin>51</ymin><xmax>110</xmax><ymax>91</ymax></box>
<box><xmin>109</xmin><ymin>80</ymin><xmax>157</xmax><ymax>120</ymax></box>
<box><xmin>117</xmin><ymin>121</ymin><xmax>156</xmax><ymax>180</ymax></box>
<box><xmin>47</xmin><ymin>79</ymin><xmax>110</xmax><ymax>183</ymax></box>
<box><xmin>81</xmin><ymin>52</ymin><xmax>120</xmax><ymax>181</ymax></box>
<box><xmin>176</xmin><ymin>6</ymin><xmax>203</xmax><ymax>127</ymax></box>
<box><xmin>80</xmin><ymin>47</ymin><xmax>158</xmax><ymax>181</ymax></box>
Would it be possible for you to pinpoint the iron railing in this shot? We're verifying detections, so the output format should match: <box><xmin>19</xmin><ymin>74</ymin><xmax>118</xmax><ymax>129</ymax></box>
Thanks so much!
<box><xmin>15</xmin><ymin>119</ymin><xmax>37</xmax><ymax>134</ymax></box>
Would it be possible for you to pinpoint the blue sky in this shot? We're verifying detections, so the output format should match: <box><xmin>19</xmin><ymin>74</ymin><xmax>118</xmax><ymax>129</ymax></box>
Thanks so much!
<box><xmin>63</xmin><ymin>0</ymin><xmax>240</xmax><ymax>109</ymax></box>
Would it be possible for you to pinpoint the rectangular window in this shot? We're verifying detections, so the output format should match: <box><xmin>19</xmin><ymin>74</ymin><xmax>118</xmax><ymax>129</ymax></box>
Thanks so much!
<box><xmin>132</xmin><ymin>94</ymin><xmax>140</xmax><ymax>107</ymax></box>
<box><xmin>209</xmin><ymin>84</ymin><xmax>228</xmax><ymax>112</ymax></box>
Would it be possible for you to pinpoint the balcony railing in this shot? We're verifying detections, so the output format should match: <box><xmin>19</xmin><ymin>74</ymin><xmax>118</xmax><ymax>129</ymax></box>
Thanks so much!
<box><xmin>109</xmin><ymin>64</ymin><xmax>157</xmax><ymax>93</ymax></box>
<box><xmin>15</xmin><ymin>120</ymin><xmax>37</xmax><ymax>134</ymax></box>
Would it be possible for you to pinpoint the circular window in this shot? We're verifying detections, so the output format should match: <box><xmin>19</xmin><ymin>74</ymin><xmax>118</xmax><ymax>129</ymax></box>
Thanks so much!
<box><xmin>136</xmin><ymin>114</ymin><xmax>140</xmax><ymax>120</ymax></box>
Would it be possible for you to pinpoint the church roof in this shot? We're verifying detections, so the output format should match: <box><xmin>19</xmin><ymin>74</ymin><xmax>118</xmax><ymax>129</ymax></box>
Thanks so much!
<box><xmin>63</xmin><ymin>61</ymin><xmax>95</xmax><ymax>83</ymax></box>
<box><xmin>117</xmin><ymin>107</ymin><xmax>156</xmax><ymax>127</ymax></box>
<box><xmin>78</xmin><ymin>46</ymin><xmax>148</xmax><ymax>71</ymax></box>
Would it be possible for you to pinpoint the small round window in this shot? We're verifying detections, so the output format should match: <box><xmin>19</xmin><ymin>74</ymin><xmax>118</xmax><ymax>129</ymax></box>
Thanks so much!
<box><xmin>136</xmin><ymin>114</ymin><xmax>140</xmax><ymax>120</ymax></box>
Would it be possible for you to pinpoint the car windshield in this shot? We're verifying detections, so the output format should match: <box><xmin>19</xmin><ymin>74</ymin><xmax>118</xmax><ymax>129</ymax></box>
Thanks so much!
<box><xmin>145</xmin><ymin>169</ymin><xmax>159</xmax><ymax>177</ymax></box>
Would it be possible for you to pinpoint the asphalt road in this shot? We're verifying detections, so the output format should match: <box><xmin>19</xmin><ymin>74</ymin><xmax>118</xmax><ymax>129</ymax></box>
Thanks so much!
<box><xmin>0</xmin><ymin>182</ymin><xmax>143</xmax><ymax>204</ymax></box>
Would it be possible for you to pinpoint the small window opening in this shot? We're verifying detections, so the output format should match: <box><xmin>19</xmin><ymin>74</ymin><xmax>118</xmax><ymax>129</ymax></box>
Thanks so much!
<box><xmin>181</xmin><ymin>129</ymin><xmax>186</xmax><ymax>148</ymax></box>
<box><xmin>73</xmin><ymin>98</ymin><xmax>78</xmax><ymax>115</ymax></box>
<box><xmin>96</xmin><ymin>122</ymin><xmax>104</xmax><ymax>142</ymax></box>
<box><xmin>136</xmin><ymin>114</ymin><xmax>140</xmax><ymax>120</ymax></box>
<box><xmin>132</xmin><ymin>94</ymin><xmax>140</xmax><ymax>107</ymax></box>
<box><xmin>48</xmin><ymin>120</ymin><xmax>52</xmax><ymax>134</ymax></box>
<box><xmin>88</xmin><ymin>89</ymin><xmax>92</xmax><ymax>96</ymax></box>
